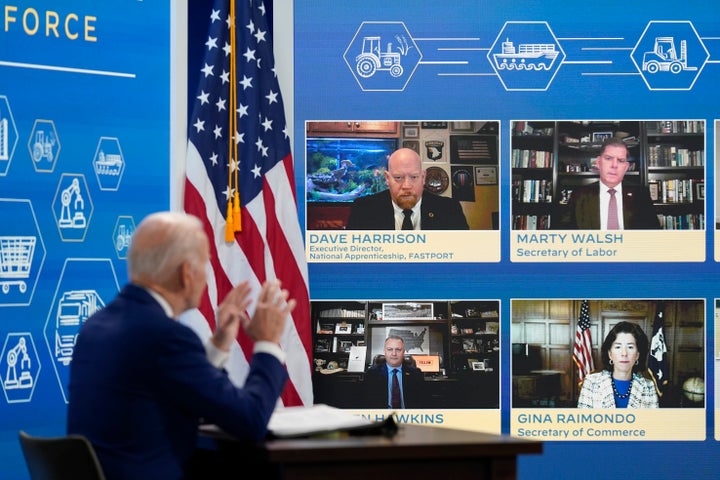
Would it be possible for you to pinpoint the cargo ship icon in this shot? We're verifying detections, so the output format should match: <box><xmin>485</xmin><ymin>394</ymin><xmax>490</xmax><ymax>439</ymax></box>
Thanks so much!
<box><xmin>492</xmin><ymin>38</ymin><xmax>559</xmax><ymax>71</ymax></box>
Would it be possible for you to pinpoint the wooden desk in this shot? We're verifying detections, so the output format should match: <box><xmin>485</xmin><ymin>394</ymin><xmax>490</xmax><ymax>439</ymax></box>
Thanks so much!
<box><xmin>198</xmin><ymin>423</ymin><xmax>542</xmax><ymax>480</ymax></box>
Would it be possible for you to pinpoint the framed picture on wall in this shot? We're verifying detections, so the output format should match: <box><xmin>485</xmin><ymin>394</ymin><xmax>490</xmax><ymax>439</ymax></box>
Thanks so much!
<box><xmin>421</xmin><ymin>122</ymin><xmax>448</xmax><ymax>129</ymax></box>
<box><xmin>403</xmin><ymin>140</ymin><xmax>420</xmax><ymax>154</ymax></box>
<box><xmin>403</xmin><ymin>126</ymin><xmax>419</xmax><ymax>138</ymax></box>
<box><xmin>474</xmin><ymin>166</ymin><xmax>497</xmax><ymax>185</ymax></box>
<box><xmin>382</xmin><ymin>302</ymin><xmax>434</xmax><ymax>320</ymax></box>
<box><xmin>450</xmin><ymin>122</ymin><xmax>473</xmax><ymax>132</ymax></box>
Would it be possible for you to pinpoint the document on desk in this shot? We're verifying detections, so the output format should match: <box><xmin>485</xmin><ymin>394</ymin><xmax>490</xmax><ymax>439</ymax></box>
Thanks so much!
<box><xmin>268</xmin><ymin>404</ymin><xmax>392</xmax><ymax>438</ymax></box>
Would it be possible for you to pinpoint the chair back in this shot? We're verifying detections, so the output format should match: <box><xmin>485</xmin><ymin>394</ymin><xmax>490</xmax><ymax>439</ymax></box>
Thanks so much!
<box><xmin>372</xmin><ymin>354</ymin><xmax>417</xmax><ymax>369</ymax></box>
<box><xmin>18</xmin><ymin>430</ymin><xmax>106</xmax><ymax>480</ymax></box>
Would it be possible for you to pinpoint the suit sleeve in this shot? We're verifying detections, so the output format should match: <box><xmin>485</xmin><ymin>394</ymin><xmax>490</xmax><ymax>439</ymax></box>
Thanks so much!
<box><xmin>577</xmin><ymin>375</ymin><xmax>597</xmax><ymax>408</ymax></box>
<box><xmin>449</xmin><ymin>199</ymin><xmax>470</xmax><ymax>230</ymax></box>
<box><xmin>157</xmin><ymin>324</ymin><xmax>287</xmax><ymax>441</ymax></box>
<box><xmin>628</xmin><ymin>186</ymin><xmax>661</xmax><ymax>229</ymax></box>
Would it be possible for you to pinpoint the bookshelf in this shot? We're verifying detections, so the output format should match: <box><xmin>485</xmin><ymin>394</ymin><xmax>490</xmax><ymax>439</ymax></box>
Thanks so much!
<box><xmin>645</xmin><ymin>121</ymin><xmax>705</xmax><ymax>229</ymax></box>
<box><xmin>511</xmin><ymin>121</ymin><xmax>554</xmax><ymax>230</ymax></box>
<box><xmin>312</xmin><ymin>301</ymin><xmax>367</xmax><ymax>372</ymax></box>
<box><xmin>449</xmin><ymin>301</ymin><xmax>500</xmax><ymax>374</ymax></box>
<box><xmin>510</xmin><ymin>120</ymin><xmax>705</xmax><ymax>230</ymax></box>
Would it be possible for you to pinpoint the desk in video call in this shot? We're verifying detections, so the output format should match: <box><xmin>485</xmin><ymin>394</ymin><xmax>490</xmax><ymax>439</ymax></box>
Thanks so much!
<box><xmin>199</xmin><ymin>423</ymin><xmax>542</xmax><ymax>480</ymax></box>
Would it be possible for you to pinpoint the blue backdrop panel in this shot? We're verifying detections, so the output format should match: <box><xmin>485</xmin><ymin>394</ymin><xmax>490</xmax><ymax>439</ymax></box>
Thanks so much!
<box><xmin>0</xmin><ymin>2</ymin><xmax>171</xmax><ymax>478</ymax></box>
<box><xmin>295</xmin><ymin>1</ymin><xmax>718</xmax><ymax>479</ymax></box>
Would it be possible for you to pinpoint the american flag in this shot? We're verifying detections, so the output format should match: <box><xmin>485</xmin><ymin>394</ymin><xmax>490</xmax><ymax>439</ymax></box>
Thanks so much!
<box><xmin>572</xmin><ymin>300</ymin><xmax>594</xmax><ymax>386</ymax></box>
<box><xmin>184</xmin><ymin>0</ymin><xmax>312</xmax><ymax>407</ymax></box>
<box><xmin>648</xmin><ymin>301</ymin><xmax>668</xmax><ymax>397</ymax></box>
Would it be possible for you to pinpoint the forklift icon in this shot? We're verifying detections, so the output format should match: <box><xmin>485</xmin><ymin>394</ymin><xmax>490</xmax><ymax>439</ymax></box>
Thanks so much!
<box><xmin>642</xmin><ymin>37</ymin><xmax>698</xmax><ymax>74</ymax></box>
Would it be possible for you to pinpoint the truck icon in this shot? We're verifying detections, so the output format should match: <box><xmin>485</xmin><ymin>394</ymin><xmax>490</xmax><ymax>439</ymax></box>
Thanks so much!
<box><xmin>642</xmin><ymin>37</ymin><xmax>698</xmax><ymax>74</ymax></box>
<box><xmin>355</xmin><ymin>35</ymin><xmax>411</xmax><ymax>78</ymax></box>
<box><xmin>55</xmin><ymin>290</ymin><xmax>104</xmax><ymax>365</ymax></box>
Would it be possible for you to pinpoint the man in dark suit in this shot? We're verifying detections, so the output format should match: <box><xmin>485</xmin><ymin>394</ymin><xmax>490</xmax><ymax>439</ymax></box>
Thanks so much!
<box><xmin>558</xmin><ymin>137</ymin><xmax>660</xmax><ymax>229</ymax></box>
<box><xmin>346</xmin><ymin>147</ymin><xmax>469</xmax><ymax>230</ymax></box>
<box><xmin>67</xmin><ymin>212</ymin><xmax>297</xmax><ymax>480</ymax></box>
<box><xmin>364</xmin><ymin>335</ymin><xmax>425</xmax><ymax>409</ymax></box>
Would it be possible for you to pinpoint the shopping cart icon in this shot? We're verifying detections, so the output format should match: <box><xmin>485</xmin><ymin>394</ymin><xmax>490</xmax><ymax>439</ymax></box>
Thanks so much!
<box><xmin>0</xmin><ymin>236</ymin><xmax>36</xmax><ymax>294</ymax></box>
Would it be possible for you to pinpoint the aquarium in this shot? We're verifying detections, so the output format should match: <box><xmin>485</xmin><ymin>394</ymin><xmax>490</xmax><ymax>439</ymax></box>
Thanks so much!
<box><xmin>306</xmin><ymin>137</ymin><xmax>398</xmax><ymax>203</ymax></box>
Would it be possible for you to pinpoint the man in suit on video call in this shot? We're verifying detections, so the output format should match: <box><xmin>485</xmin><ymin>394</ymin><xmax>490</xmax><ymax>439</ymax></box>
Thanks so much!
<box><xmin>346</xmin><ymin>147</ymin><xmax>470</xmax><ymax>230</ymax></box>
<box><xmin>558</xmin><ymin>137</ymin><xmax>661</xmax><ymax>229</ymax></box>
<box><xmin>364</xmin><ymin>335</ymin><xmax>425</xmax><ymax>409</ymax></box>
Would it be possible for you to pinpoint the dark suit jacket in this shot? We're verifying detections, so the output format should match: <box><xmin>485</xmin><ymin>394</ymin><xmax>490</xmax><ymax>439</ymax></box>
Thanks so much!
<box><xmin>346</xmin><ymin>189</ymin><xmax>469</xmax><ymax>230</ymax></box>
<box><xmin>558</xmin><ymin>182</ymin><xmax>661</xmax><ymax>229</ymax></box>
<box><xmin>67</xmin><ymin>284</ymin><xmax>288</xmax><ymax>480</ymax></box>
<box><xmin>364</xmin><ymin>363</ymin><xmax>425</xmax><ymax>408</ymax></box>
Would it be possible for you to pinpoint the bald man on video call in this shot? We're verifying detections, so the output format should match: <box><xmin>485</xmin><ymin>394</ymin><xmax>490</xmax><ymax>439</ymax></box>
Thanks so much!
<box><xmin>346</xmin><ymin>147</ymin><xmax>469</xmax><ymax>230</ymax></box>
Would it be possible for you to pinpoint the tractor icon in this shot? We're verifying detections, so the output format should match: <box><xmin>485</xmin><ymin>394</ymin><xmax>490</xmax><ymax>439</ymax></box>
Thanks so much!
<box><xmin>355</xmin><ymin>35</ymin><xmax>412</xmax><ymax>78</ymax></box>
<box><xmin>32</xmin><ymin>130</ymin><xmax>55</xmax><ymax>163</ymax></box>
<box><xmin>642</xmin><ymin>37</ymin><xmax>698</xmax><ymax>74</ymax></box>
<box><xmin>115</xmin><ymin>224</ymin><xmax>133</xmax><ymax>251</ymax></box>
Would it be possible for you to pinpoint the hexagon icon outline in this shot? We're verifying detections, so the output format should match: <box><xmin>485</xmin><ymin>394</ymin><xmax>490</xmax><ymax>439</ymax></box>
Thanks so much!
<box><xmin>343</xmin><ymin>21</ymin><xmax>422</xmax><ymax>92</ymax></box>
<box><xmin>487</xmin><ymin>21</ymin><xmax>565</xmax><ymax>92</ymax></box>
<box><xmin>0</xmin><ymin>198</ymin><xmax>46</xmax><ymax>307</ymax></box>
<box><xmin>27</xmin><ymin>119</ymin><xmax>61</xmax><ymax>173</ymax></box>
<box><xmin>0</xmin><ymin>95</ymin><xmax>19</xmax><ymax>177</ymax></box>
<box><xmin>631</xmin><ymin>21</ymin><xmax>709</xmax><ymax>91</ymax></box>
<box><xmin>112</xmin><ymin>215</ymin><xmax>136</xmax><ymax>259</ymax></box>
<box><xmin>1</xmin><ymin>332</ymin><xmax>41</xmax><ymax>403</ymax></box>
<box><xmin>43</xmin><ymin>258</ymin><xmax>120</xmax><ymax>404</ymax></box>
<box><xmin>93</xmin><ymin>136</ymin><xmax>125</xmax><ymax>191</ymax></box>
<box><xmin>52</xmin><ymin>173</ymin><xmax>94</xmax><ymax>242</ymax></box>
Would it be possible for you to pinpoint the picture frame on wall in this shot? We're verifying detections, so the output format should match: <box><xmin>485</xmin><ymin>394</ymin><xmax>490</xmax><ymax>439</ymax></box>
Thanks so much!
<box><xmin>450</xmin><ymin>121</ymin><xmax>474</xmax><ymax>132</ymax></box>
<box><xmin>421</xmin><ymin>121</ymin><xmax>448</xmax><ymax>129</ymax></box>
<box><xmin>474</xmin><ymin>166</ymin><xmax>497</xmax><ymax>185</ymax></box>
<box><xmin>382</xmin><ymin>302</ymin><xmax>434</xmax><ymax>320</ymax></box>
<box><xmin>403</xmin><ymin>140</ymin><xmax>420</xmax><ymax>154</ymax></box>
<box><xmin>403</xmin><ymin>126</ymin><xmax>419</xmax><ymax>138</ymax></box>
